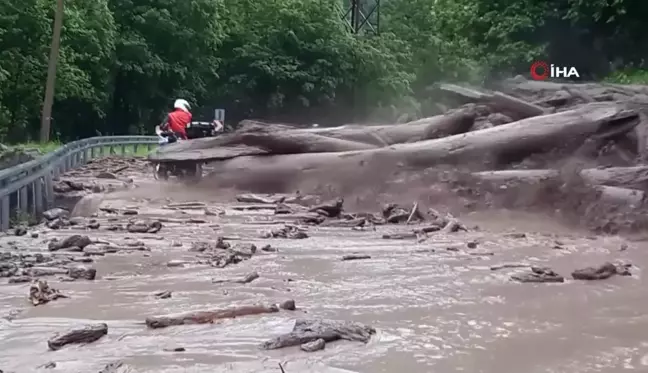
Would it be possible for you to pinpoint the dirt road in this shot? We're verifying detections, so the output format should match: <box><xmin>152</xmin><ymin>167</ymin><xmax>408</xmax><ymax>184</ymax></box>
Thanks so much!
<box><xmin>0</xmin><ymin>157</ymin><xmax>646</xmax><ymax>373</ymax></box>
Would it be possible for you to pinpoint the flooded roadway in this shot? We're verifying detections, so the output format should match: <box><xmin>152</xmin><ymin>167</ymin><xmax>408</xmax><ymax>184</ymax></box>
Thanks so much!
<box><xmin>0</xmin><ymin>160</ymin><xmax>647</xmax><ymax>373</ymax></box>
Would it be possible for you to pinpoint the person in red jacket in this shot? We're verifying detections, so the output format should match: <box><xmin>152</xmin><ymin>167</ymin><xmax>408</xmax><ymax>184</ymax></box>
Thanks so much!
<box><xmin>160</xmin><ymin>99</ymin><xmax>192</xmax><ymax>140</ymax></box>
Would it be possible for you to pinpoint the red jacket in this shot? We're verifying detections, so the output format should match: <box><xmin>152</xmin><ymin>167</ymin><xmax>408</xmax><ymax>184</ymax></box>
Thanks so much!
<box><xmin>167</xmin><ymin>109</ymin><xmax>191</xmax><ymax>138</ymax></box>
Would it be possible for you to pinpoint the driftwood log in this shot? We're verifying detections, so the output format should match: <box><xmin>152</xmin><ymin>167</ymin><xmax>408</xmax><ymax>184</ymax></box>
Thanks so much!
<box><xmin>47</xmin><ymin>323</ymin><xmax>108</xmax><ymax>350</ymax></box>
<box><xmin>207</xmin><ymin>103</ymin><xmax>638</xmax><ymax>184</ymax></box>
<box><xmin>145</xmin><ymin>304</ymin><xmax>280</xmax><ymax>328</ymax></box>
<box><xmin>260</xmin><ymin>318</ymin><xmax>376</xmax><ymax>350</ymax></box>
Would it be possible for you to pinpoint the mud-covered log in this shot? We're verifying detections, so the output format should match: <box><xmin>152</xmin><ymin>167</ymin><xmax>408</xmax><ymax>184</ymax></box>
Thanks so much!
<box><xmin>48</xmin><ymin>323</ymin><xmax>108</xmax><ymax>350</ymax></box>
<box><xmin>489</xmin><ymin>91</ymin><xmax>549</xmax><ymax>119</ymax></box>
<box><xmin>472</xmin><ymin>166</ymin><xmax>648</xmax><ymax>188</ymax></box>
<box><xmin>299</xmin><ymin>110</ymin><xmax>476</xmax><ymax>146</ymax></box>
<box><xmin>209</xmin><ymin>103</ymin><xmax>638</xmax><ymax>184</ymax></box>
<box><xmin>150</xmin><ymin>111</ymin><xmax>476</xmax><ymax>162</ymax></box>
<box><xmin>145</xmin><ymin>304</ymin><xmax>280</xmax><ymax>328</ymax></box>
<box><xmin>596</xmin><ymin>185</ymin><xmax>645</xmax><ymax>206</ymax></box>
<box><xmin>225</xmin><ymin>131</ymin><xmax>378</xmax><ymax>153</ymax></box>
<box><xmin>260</xmin><ymin>318</ymin><xmax>376</xmax><ymax>350</ymax></box>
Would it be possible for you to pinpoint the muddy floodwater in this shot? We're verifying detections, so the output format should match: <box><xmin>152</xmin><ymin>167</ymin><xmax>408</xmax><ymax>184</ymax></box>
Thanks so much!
<box><xmin>1</xmin><ymin>161</ymin><xmax>647</xmax><ymax>373</ymax></box>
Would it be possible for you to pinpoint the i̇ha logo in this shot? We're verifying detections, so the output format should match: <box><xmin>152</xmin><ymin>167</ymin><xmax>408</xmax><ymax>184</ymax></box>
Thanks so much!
<box><xmin>530</xmin><ymin>61</ymin><xmax>580</xmax><ymax>80</ymax></box>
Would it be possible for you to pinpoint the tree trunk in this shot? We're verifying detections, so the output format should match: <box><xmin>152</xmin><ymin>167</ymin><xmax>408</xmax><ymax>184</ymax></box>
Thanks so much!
<box><xmin>150</xmin><ymin>110</ymin><xmax>476</xmax><ymax>162</ymax></box>
<box><xmin>40</xmin><ymin>0</ymin><xmax>64</xmax><ymax>143</ymax></box>
<box><xmin>207</xmin><ymin>103</ymin><xmax>638</xmax><ymax>185</ymax></box>
<box><xmin>471</xmin><ymin>166</ymin><xmax>648</xmax><ymax>189</ymax></box>
<box><xmin>145</xmin><ymin>304</ymin><xmax>279</xmax><ymax>328</ymax></box>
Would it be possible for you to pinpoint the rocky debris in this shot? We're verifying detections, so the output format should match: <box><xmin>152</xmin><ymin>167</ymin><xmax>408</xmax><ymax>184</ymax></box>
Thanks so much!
<box><xmin>67</xmin><ymin>266</ymin><xmax>97</xmax><ymax>280</ymax></box>
<box><xmin>571</xmin><ymin>262</ymin><xmax>632</xmax><ymax>280</ymax></box>
<box><xmin>190</xmin><ymin>237</ymin><xmax>231</xmax><ymax>251</ymax></box>
<box><xmin>308</xmin><ymin>198</ymin><xmax>344</xmax><ymax>218</ymax></box>
<box><xmin>260</xmin><ymin>318</ymin><xmax>376</xmax><ymax>350</ymax></box>
<box><xmin>29</xmin><ymin>280</ymin><xmax>68</xmax><ymax>305</ymax></box>
<box><xmin>47</xmin><ymin>323</ymin><xmax>108</xmax><ymax>350</ymax></box>
<box><xmin>0</xmin><ymin>251</ymin><xmax>96</xmax><ymax>280</ymax></box>
<box><xmin>97</xmin><ymin>361</ymin><xmax>135</xmax><ymax>373</ymax></box>
<box><xmin>279</xmin><ymin>299</ymin><xmax>296</xmax><ymax>311</ymax></box>
<box><xmin>43</xmin><ymin>208</ymin><xmax>69</xmax><ymax>221</ymax></box>
<box><xmin>126</xmin><ymin>220</ymin><xmax>162</xmax><ymax>233</ymax></box>
<box><xmin>212</xmin><ymin>271</ymin><xmax>259</xmax><ymax>284</ymax></box>
<box><xmin>145</xmin><ymin>303</ymin><xmax>283</xmax><ymax>328</ymax></box>
<box><xmin>510</xmin><ymin>267</ymin><xmax>565</xmax><ymax>283</ymax></box>
<box><xmin>261</xmin><ymin>224</ymin><xmax>309</xmax><ymax>239</ymax></box>
<box><xmin>163</xmin><ymin>202</ymin><xmax>206</xmax><ymax>210</ymax></box>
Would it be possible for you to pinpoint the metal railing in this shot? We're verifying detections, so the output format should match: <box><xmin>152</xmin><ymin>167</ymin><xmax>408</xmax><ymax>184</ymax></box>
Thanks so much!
<box><xmin>0</xmin><ymin>136</ymin><xmax>159</xmax><ymax>231</ymax></box>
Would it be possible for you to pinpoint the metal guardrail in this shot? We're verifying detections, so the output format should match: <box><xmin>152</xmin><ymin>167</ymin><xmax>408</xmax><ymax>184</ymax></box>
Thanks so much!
<box><xmin>0</xmin><ymin>136</ymin><xmax>159</xmax><ymax>231</ymax></box>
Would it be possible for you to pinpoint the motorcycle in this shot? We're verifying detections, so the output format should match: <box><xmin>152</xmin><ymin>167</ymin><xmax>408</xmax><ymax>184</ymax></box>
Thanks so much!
<box><xmin>153</xmin><ymin>120</ymin><xmax>223</xmax><ymax>181</ymax></box>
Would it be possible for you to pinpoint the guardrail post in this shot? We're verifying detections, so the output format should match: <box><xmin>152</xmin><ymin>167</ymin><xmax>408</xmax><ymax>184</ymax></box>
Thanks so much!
<box><xmin>109</xmin><ymin>145</ymin><xmax>115</xmax><ymax>155</ymax></box>
<box><xmin>99</xmin><ymin>146</ymin><xmax>104</xmax><ymax>156</ymax></box>
<box><xmin>65</xmin><ymin>154</ymin><xmax>72</xmax><ymax>171</ymax></box>
<box><xmin>34</xmin><ymin>177</ymin><xmax>44</xmax><ymax>215</ymax></box>
<box><xmin>121</xmin><ymin>144</ymin><xmax>126</xmax><ymax>155</ymax></box>
<box><xmin>147</xmin><ymin>143</ymin><xmax>153</xmax><ymax>151</ymax></box>
<box><xmin>19</xmin><ymin>186</ymin><xmax>28</xmax><ymax>213</ymax></box>
<box><xmin>1</xmin><ymin>196</ymin><xmax>9</xmax><ymax>231</ymax></box>
<box><xmin>134</xmin><ymin>144</ymin><xmax>139</xmax><ymax>154</ymax></box>
<box><xmin>91</xmin><ymin>146</ymin><xmax>97</xmax><ymax>158</ymax></box>
<box><xmin>44</xmin><ymin>171</ymin><xmax>54</xmax><ymax>209</ymax></box>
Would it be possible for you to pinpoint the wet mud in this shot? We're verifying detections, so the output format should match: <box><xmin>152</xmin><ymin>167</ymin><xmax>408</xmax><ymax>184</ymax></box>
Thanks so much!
<box><xmin>1</xmin><ymin>157</ymin><xmax>648</xmax><ymax>373</ymax></box>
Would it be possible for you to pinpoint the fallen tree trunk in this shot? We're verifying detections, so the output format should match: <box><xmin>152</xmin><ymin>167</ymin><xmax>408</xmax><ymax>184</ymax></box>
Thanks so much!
<box><xmin>145</xmin><ymin>304</ymin><xmax>280</xmax><ymax>328</ymax></box>
<box><xmin>208</xmin><ymin>103</ymin><xmax>638</xmax><ymax>185</ymax></box>
<box><xmin>471</xmin><ymin>166</ymin><xmax>648</xmax><ymax>188</ymax></box>
<box><xmin>296</xmin><ymin>110</ymin><xmax>476</xmax><ymax>146</ymax></box>
<box><xmin>150</xmin><ymin>111</ymin><xmax>476</xmax><ymax>162</ymax></box>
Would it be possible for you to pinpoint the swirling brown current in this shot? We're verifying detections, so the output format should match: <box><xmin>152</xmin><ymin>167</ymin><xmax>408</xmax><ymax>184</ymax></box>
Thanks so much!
<box><xmin>0</xmin><ymin>165</ymin><xmax>647</xmax><ymax>373</ymax></box>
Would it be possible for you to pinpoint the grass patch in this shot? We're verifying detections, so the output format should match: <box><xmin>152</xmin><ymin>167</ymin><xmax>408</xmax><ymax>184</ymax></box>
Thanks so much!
<box><xmin>604</xmin><ymin>69</ymin><xmax>648</xmax><ymax>84</ymax></box>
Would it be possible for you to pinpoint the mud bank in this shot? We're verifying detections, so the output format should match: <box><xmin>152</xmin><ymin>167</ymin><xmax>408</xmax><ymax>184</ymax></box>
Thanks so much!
<box><xmin>1</xmin><ymin>157</ymin><xmax>648</xmax><ymax>373</ymax></box>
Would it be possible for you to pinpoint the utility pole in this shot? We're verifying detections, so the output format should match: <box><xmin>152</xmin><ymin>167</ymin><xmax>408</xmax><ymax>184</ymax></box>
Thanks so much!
<box><xmin>40</xmin><ymin>0</ymin><xmax>64</xmax><ymax>143</ymax></box>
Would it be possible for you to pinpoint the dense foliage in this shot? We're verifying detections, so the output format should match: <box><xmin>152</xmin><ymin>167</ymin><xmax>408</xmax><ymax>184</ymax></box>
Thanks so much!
<box><xmin>0</xmin><ymin>0</ymin><xmax>645</xmax><ymax>142</ymax></box>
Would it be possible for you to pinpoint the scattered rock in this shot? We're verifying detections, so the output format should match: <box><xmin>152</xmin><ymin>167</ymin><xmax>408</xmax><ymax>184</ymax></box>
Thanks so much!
<box><xmin>261</xmin><ymin>224</ymin><xmax>308</xmax><ymax>239</ymax></box>
<box><xmin>126</xmin><ymin>220</ymin><xmax>162</xmax><ymax>233</ymax></box>
<box><xmin>43</xmin><ymin>208</ymin><xmax>69</xmax><ymax>221</ymax></box>
<box><xmin>279</xmin><ymin>299</ymin><xmax>296</xmax><ymax>311</ymax></box>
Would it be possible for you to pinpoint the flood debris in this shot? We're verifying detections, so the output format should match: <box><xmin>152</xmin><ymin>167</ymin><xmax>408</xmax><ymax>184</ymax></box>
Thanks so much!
<box><xmin>48</xmin><ymin>235</ymin><xmax>93</xmax><ymax>251</ymax></box>
<box><xmin>145</xmin><ymin>303</ymin><xmax>283</xmax><ymax>328</ymax></box>
<box><xmin>97</xmin><ymin>361</ymin><xmax>135</xmax><ymax>373</ymax></box>
<box><xmin>510</xmin><ymin>267</ymin><xmax>565</xmax><ymax>283</ymax></box>
<box><xmin>571</xmin><ymin>262</ymin><xmax>632</xmax><ymax>280</ymax></box>
<box><xmin>153</xmin><ymin>290</ymin><xmax>172</xmax><ymax>299</ymax></box>
<box><xmin>490</xmin><ymin>263</ymin><xmax>530</xmax><ymax>271</ymax></box>
<box><xmin>126</xmin><ymin>220</ymin><xmax>162</xmax><ymax>233</ymax></box>
<box><xmin>47</xmin><ymin>323</ymin><xmax>108</xmax><ymax>351</ymax></box>
<box><xmin>301</xmin><ymin>338</ymin><xmax>326</xmax><ymax>352</ymax></box>
<box><xmin>279</xmin><ymin>299</ymin><xmax>296</xmax><ymax>311</ymax></box>
<box><xmin>29</xmin><ymin>279</ymin><xmax>68</xmax><ymax>305</ymax></box>
<box><xmin>261</xmin><ymin>224</ymin><xmax>309</xmax><ymax>239</ymax></box>
<box><xmin>212</xmin><ymin>271</ymin><xmax>259</xmax><ymax>284</ymax></box>
<box><xmin>260</xmin><ymin>318</ymin><xmax>376</xmax><ymax>351</ymax></box>
<box><xmin>341</xmin><ymin>254</ymin><xmax>371</xmax><ymax>261</ymax></box>
<box><xmin>67</xmin><ymin>266</ymin><xmax>97</xmax><ymax>280</ymax></box>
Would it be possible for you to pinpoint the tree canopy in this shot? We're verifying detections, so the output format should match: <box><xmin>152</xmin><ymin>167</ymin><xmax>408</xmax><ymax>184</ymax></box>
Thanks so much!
<box><xmin>0</xmin><ymin>0</ymin><xmax>645</xmax><ymax>142</ymax></box>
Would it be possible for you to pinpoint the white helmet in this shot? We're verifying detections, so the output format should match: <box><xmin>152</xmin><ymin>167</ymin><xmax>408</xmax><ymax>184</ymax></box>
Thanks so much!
<box><xmin>173</xmin><ymin>99</ymin><xmax>190</xmax><ymax>112</ymax></box>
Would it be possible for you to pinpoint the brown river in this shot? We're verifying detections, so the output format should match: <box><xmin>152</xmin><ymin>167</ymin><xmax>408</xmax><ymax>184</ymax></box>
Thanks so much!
<box><xmin>0</xmin><ymin>161</ymin><xmax>647</xmax><ymax>373</ymax></box>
